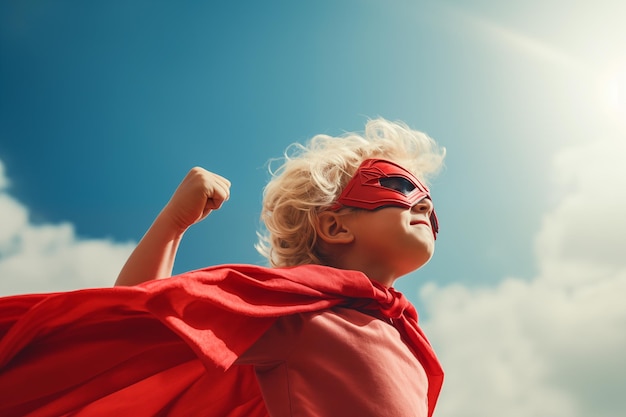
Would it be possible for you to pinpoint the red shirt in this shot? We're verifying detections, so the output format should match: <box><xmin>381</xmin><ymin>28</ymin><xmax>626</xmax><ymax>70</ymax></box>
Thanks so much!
<box><xmin>238</xmin><ymin>307</ymin><xmax>429</xmax><ymax>416</ymax></box>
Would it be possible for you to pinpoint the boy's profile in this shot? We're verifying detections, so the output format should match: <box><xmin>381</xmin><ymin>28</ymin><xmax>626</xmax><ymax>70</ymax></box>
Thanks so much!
<box><xmin>0</xmin><ymin>118</ymin><xmax>445</xmax><ymax>417</ymax></box>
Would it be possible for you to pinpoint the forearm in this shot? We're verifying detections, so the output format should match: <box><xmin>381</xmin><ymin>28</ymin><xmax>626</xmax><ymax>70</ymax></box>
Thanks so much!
<box><xmin>114</xmin><ymin>214</ymin><xmax>185</xmax><ymax>286</ymax></box>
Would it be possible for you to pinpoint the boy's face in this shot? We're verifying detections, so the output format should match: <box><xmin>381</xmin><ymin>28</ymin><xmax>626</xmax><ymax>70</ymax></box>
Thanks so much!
<box><xmin>329</xmin><ymin>159</ymin><xmax>438</xmax><ymax>280</ymax></box>
<box><xmin>340</xmin><ymin>198</ymin><xmax>436</xmax><ymax>281</ymax></box>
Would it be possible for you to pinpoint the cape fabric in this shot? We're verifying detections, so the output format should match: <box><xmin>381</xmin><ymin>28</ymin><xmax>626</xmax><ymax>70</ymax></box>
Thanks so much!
<box><xmin>0</xmin><ymin>264</ymin><xmax>444</xmax><ymax>417</ymax></box>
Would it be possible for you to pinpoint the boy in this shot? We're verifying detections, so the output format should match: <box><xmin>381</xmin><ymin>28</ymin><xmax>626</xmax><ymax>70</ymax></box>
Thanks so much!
<box><xmin>0</xmin><ymin>118</ymin><xmax>445</xmax><ymax>416</ymax></box>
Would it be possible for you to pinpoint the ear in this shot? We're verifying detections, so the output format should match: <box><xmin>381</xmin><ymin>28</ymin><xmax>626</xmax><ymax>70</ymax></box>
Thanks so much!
<box><xmin>316</xmin><ymin>211</ymin><xmax>355</xmax><ymax>245</ymax></box>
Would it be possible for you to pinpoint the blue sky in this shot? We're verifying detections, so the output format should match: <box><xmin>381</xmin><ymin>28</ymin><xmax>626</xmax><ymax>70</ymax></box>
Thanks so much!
<box><xmin>1</xmin><ymin>1</ymin><xmax>625</xmax><ymax>416</ymax></box>
<box><xmin>1</xmin><ymin>0</ymin><xmax>555</xmax><ymax>285</ymax></box>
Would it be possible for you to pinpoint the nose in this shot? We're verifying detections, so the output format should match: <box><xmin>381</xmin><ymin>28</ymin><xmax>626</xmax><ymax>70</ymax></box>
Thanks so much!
<box><xmin>411</xmin><ymin>197</ymin><xmax>433</xmax><ymax>214</ymax></box>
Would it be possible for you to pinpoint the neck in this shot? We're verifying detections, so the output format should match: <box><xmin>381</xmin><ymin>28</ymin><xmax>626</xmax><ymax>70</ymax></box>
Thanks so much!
<box><xmin>327</xmin><ymin>255</ymin><xmax>399</xmax><ymax>288</ymax></box>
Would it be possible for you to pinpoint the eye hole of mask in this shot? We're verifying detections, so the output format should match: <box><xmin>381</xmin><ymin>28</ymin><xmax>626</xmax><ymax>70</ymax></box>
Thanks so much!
<box><xmin>379</xmin><ymin>177</ymin><xmax>416</xmax><ymax>195</ymax></box>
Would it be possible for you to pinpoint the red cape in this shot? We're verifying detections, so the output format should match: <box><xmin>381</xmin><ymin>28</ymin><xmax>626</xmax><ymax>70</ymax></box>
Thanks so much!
<box><xmin>0</xmin><ymin>264</ymin><xmax>443</xmax><ymax>417</ymax></box>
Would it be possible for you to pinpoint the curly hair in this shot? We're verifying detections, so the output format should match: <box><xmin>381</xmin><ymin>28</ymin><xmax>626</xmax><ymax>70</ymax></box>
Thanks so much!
<box><xmin>256</xmin><ymin>118</ymin><xmax>446</xmax><ymax>267</ymax></box>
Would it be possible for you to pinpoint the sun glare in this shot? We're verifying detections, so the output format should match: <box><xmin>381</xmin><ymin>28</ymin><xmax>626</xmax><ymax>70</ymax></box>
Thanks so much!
<box><xmin>605</xmin><ymin>65</ymin><xmax>626</xmax><ymax>122</ymax></box>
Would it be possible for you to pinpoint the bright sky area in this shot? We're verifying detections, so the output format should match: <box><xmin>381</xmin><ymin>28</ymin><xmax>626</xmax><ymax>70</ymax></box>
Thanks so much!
<box><xmin>1</xmin><ymin>1</ymin><xmax>625</xmax><ymax>416</ymax></box>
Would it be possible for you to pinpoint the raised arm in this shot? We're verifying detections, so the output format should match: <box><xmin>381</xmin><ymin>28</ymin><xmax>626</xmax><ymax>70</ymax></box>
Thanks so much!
<box><xmin>115</xmin><ymin>167</ymin><xmax>231</xmax><ymax>286</ymax></box>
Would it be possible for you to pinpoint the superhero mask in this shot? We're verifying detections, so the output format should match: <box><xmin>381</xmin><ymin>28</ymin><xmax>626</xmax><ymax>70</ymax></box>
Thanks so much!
<box><xmin>329</xmin><ymin>158</ymin><xmax>439</xmax><ymax>239</ymax></box>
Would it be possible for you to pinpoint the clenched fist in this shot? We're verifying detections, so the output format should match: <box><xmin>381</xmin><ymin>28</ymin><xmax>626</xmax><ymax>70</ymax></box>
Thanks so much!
<box><xmin>160</xmin><ymin>167</ymin><xmax>231</xmax><ymax>231</ymax></box>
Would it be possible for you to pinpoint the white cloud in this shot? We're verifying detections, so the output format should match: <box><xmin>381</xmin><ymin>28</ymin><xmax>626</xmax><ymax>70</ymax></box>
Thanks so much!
<box><xmin>0</xmin><ymin>159</ymin><xmax>136</xmax><ymax>295</ymax></box>
<box><xmin>421</xmin><ymin>136</ymin><xmax>626</xmax><ymax>417</ymax></box>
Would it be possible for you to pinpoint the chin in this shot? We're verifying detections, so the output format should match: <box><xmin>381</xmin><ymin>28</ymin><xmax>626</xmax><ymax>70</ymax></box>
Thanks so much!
<box><xmin>410</xmin><ymin>250</ymin><xmax>434</xmax><ymax>272</ymax></box>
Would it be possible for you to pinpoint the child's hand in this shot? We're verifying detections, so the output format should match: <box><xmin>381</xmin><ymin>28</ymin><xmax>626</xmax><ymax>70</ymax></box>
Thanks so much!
<box><xmin>161</xmin><ymin>167</ymin><xmax>231</xmax><ymax>232</ymax></box>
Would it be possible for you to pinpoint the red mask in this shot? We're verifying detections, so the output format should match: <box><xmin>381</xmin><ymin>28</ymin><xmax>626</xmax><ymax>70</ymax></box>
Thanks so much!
<box><xmin>329</xmin><ymin>159</ymin><xmax>439</xmax><ymax>238</ymax></box>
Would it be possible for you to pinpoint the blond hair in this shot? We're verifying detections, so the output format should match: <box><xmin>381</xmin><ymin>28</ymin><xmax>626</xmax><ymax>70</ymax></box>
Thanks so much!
<box><xmin>256</xmin><ymin>118</ymin><xmax>446</xmax><ymax>267</ymax></box>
